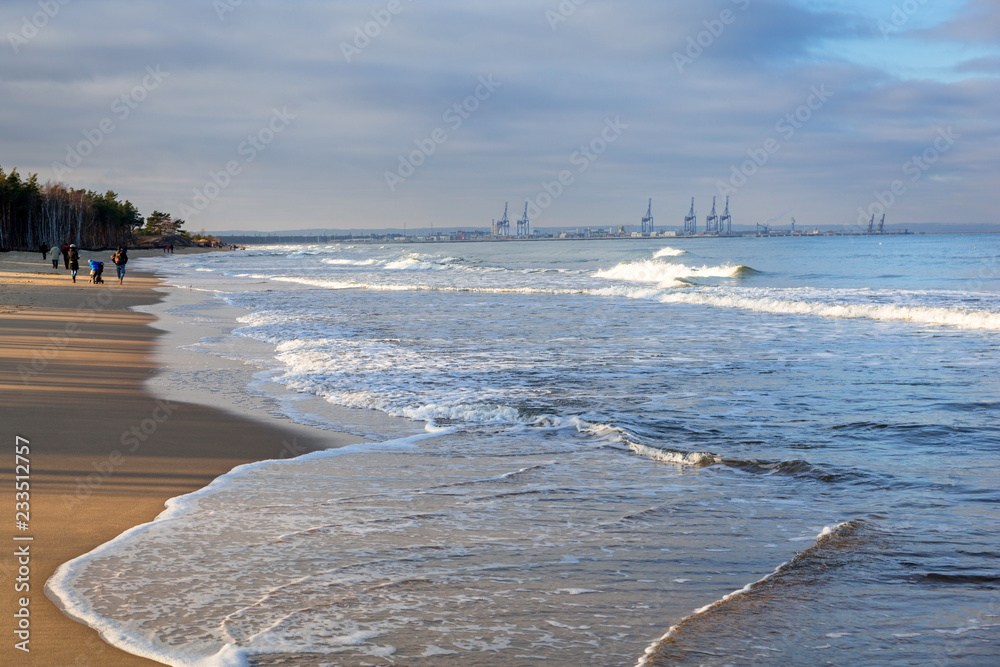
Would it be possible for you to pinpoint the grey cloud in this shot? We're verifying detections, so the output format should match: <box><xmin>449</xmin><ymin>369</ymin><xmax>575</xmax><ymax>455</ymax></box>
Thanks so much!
<box><xmin>0</xmin><ymin>0</ymin><xmax>996</xmax><ymax>231</ymax></box>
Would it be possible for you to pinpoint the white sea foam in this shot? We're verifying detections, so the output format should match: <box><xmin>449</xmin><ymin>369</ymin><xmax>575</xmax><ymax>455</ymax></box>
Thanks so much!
<box><xmin>595</xmin><ymin>260</ymin><xmax>745</xmax><ymax>287</ymax></box>
<box><xmin>555</xmin><ymin>588</ymin><xmax>600</xmax><ymax>595</ymax></box>
<box><xmin>653</xmin><ymin>246</ymin><xmax>687</xmax><ymax>258</ymax></box>
<box><xmin>229</xmin><ymin>333</ymin><xmax>535</xmax><ymax>426</ymax></box>
<box><xmin>383</xmin><ymin>256</ymin><xmax>449</xmax><ymax>271</ymax></box>
<box><xmin>402</xmin><ymin>401</ymin><xmax>522</xmax><ymax>423</ymax></box>
<box><xmin>589</xmin><ymin>285</ymin><xmax>663</xmax><ymax>300</ymax></box>
<box><xmin>271</xmin><ymin>275</ymin><xmax>422</xmax><ymax>291</ymax></box>
<box><xmin>627</xmin><ymin>441</ymin><xmax>718</xmax><ymax>467</ymax></box>
<box><xmin>46</xmin><ymin>431</ymin><xmax>444</xmax><ymax>666</ymax></box>
<box><xmin>657</xmin><ymin>291</ymin><xmax>1000</xmax><ymax>330</ymax></box>
<box><xmin>248</xmin><ymin>273</ymin><xmax>578</xmax><ymax>296</ymax></box>
<box><xmin>593</xmin><ymin>280</ymin><xmax>1000</xmax><ymax>331</ymax></box>
<box><xmin>321</xmin><ymin>257</ymin><xmax>379</xmax><ymax>266</ymax></box>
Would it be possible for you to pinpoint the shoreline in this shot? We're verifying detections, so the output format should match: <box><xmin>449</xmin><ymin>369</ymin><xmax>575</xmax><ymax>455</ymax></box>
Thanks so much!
<box><xmin>131</xmin><ymin>254</ymin><xmax>423</xmax><ymax>444</ymax></box>
<box><xmin>0</xmin><ymin>249</ymin><xmax>363</xmax><ymax>666</ymax></box>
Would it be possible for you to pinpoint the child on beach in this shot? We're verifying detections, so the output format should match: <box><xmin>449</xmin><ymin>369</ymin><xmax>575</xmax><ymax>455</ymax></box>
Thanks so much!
<box><xmin>88</xmin><ymin>260</ymin><xmax>104</xmax><ymax>284</ymax></box>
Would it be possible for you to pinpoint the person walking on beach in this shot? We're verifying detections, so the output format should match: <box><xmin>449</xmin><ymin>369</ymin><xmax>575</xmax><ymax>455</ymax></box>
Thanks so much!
<box><xmin>61</xmin><ymin>242</ymin><xmax>70</xmax><ymax>269</ymax></box>
<box><xmin>39</xmin><ymin>242</ymin><xmax>49</xmax><ymax>260</ymax></box>
<box><xmin>111</xmin><ymin>246</ymin><xmax>128</xmax><ymax>284</ymax></box>
<box><xmin>68</xmin><ymin>244</ymin><xmax>80</xmax><ymax>283</ymax></box>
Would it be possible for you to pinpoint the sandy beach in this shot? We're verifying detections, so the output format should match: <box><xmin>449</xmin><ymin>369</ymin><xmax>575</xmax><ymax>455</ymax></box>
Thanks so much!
<box><xmin>0</xmin><ymin>249</ymin><xmax>358</xmax><ymax>666</ymax></box>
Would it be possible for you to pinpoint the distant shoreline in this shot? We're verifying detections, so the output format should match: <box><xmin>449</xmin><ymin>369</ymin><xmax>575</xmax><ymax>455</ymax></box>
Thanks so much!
<box><xmin>207</xmin><ymin>228</ymin><xmax>1000</xmax><ymax>246</ymax></box>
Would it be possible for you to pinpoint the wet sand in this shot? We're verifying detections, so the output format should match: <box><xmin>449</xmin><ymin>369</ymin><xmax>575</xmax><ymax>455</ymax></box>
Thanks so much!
<box><xmin>0</xmin><ymin>249</ymin><xmax>358</xmax><ymax>666</ymax></box>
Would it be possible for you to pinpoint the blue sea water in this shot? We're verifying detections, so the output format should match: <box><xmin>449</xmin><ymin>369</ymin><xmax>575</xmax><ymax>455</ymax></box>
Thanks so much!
<box><xmin>48</xmin><ymin>234</ymin><xmax>1000</xmax><ymax>665</ymax></box>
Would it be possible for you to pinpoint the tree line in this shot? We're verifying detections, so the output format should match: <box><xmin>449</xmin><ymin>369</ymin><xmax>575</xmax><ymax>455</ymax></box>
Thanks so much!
<box><xmin>0</xmin><ymin>164</ymin><xmax>144</xmax><ymax>251</ymax></box>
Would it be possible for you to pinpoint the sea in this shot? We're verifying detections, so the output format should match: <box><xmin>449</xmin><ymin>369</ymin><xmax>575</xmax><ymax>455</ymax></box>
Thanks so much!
<box><xmin>47</xmin><ymin>233</ymin><xmax>1000</xmax><ymax>666</ymax></box>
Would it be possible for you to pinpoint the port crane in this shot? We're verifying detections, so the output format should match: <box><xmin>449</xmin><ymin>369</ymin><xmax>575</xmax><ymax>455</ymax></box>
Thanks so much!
<box><xmin>493</xmin><ymin>202</ymin><xmax>510</xmax><ymax>237</ymax></box>
<box><xmin>683</xmin><ymin>197</ymin><xmax>697</xmax><ymax>235</ymax></box>
<box><xmin>641</xmin><ymin>198</ymin><xmax>654</xmax><ymax>234</ymax></box>
<box><xmin>719</xmin><ymin>196</ymin><xmax>732</xmax><ymax>235</ymax></box>
<box><xmin>705</xmin><ymin>196</ymin><xmax>720</xmax><ymax>234</ymax></box>
<box><xmin>516</xmin><ymin>202</ymin><xmax>530</xmax><ymax>237</ymax></box>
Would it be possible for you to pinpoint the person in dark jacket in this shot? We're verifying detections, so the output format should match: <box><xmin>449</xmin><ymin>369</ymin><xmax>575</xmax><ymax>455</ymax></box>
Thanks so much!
<box><xmin>39</xmin><ymin>242</ymin><xmax>49</xmax><ymax>260</ymax></box>
<box><xmin>61</xmin><ymin>243</ymin><xmax>70</xmax><ymax>269</ymax></box>
<box><xmin>111</xmin><ymin>246</ymin><xmax>129</xmax><ymax>284</ymax></box>
<box><xmin>68</xmin><ymin>244</ymin><xmax>80</xmax><ymax>283</ymax></box>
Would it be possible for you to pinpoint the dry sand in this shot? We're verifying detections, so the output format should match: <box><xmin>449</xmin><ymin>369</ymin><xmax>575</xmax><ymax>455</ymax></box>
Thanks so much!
<box><xmin>0</xmin><ymin>249</ymin><xmax>358</xmax><ymax>666</ymax></box>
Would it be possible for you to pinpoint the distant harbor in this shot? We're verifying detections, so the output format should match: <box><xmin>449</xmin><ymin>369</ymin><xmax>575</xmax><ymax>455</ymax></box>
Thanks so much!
<box><xmin>219</xmin><ymin>197</ymin><xmax>912</xmax><ymax>245</ymax></box>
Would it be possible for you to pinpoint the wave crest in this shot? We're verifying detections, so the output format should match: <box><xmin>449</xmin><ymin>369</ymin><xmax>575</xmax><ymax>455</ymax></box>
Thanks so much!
<box><xmin>637</xmin><ymin>519</ymin><xmax>872</xmax><ymax>666</ymax></box>
<box><xmin>595</xmin><ymin>260</ymin><xmax>752</xmax><ymax>287</ymax></box>
<box><xmin>657</xmin><ymin>291</ymin><xmax>1000</xmax><ymax>330</ymax></box>
<box><xmin>627</xmin><ymin>441</ymin><xmax>718</xmax><ymax>467</ymax></box>
<box><xmin>653</xmin><ymin>246</ymin><xmax>687</xmax><ymax>258</ymax></box>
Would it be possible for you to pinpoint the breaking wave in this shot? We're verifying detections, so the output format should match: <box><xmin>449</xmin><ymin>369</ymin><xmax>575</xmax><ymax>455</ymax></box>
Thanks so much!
<box><xmin>637</xmin><ymin>519</ymin><xmax>870</xmax><ymax>666</ymax></box>
<box><xmin>653</xmin><ymin>246</ymin><xmax>688</xmax><ymax>258</ymax></box>
<box><xmin>625</xmin><ymin>441</ymin><xmax>872</xmax><ymax>485</ymax></box>
<box><xmin>595</xmin><ymin>260</ymin><xmax>754</xmax><ymax>287</ymax></box>
<box><xmin>626</xmin><ymin>441</ymin><xmax>718</xmax><ymax>467</ymax></box>
<box><xmin>657</xmin><ymin>291</ymin><xmax>1000</xmax><ymax>330</ymax></box>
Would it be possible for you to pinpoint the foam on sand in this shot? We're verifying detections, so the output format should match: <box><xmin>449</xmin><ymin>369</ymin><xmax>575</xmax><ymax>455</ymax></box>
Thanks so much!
<box><xmin>44</xmin><ymin>432</ymin><xmax>439</xmax><ymax>667</ymax></box>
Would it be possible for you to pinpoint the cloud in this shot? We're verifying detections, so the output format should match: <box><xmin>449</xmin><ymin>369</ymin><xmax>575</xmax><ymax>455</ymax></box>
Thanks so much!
<box><xmin>0</xmin><ymin>0</ymin><xmax>996</xmax><ymax>231</ymax></box>
<box><xmin>928</xmin><ymin>0</ymin><xmax>1000</xmax><ymax>42</ymax></box>
<box><xmin>955</xmin><ymin>56</ymin><xmax>1000</xmax><ymax>73</ymax></box>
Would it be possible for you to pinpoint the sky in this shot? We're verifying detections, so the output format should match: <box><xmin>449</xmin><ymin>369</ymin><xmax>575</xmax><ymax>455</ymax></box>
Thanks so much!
<box><xmin>1</xmin><ymin>0</ymin><xmax>998</xmax><ymax>233</ymax></box>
